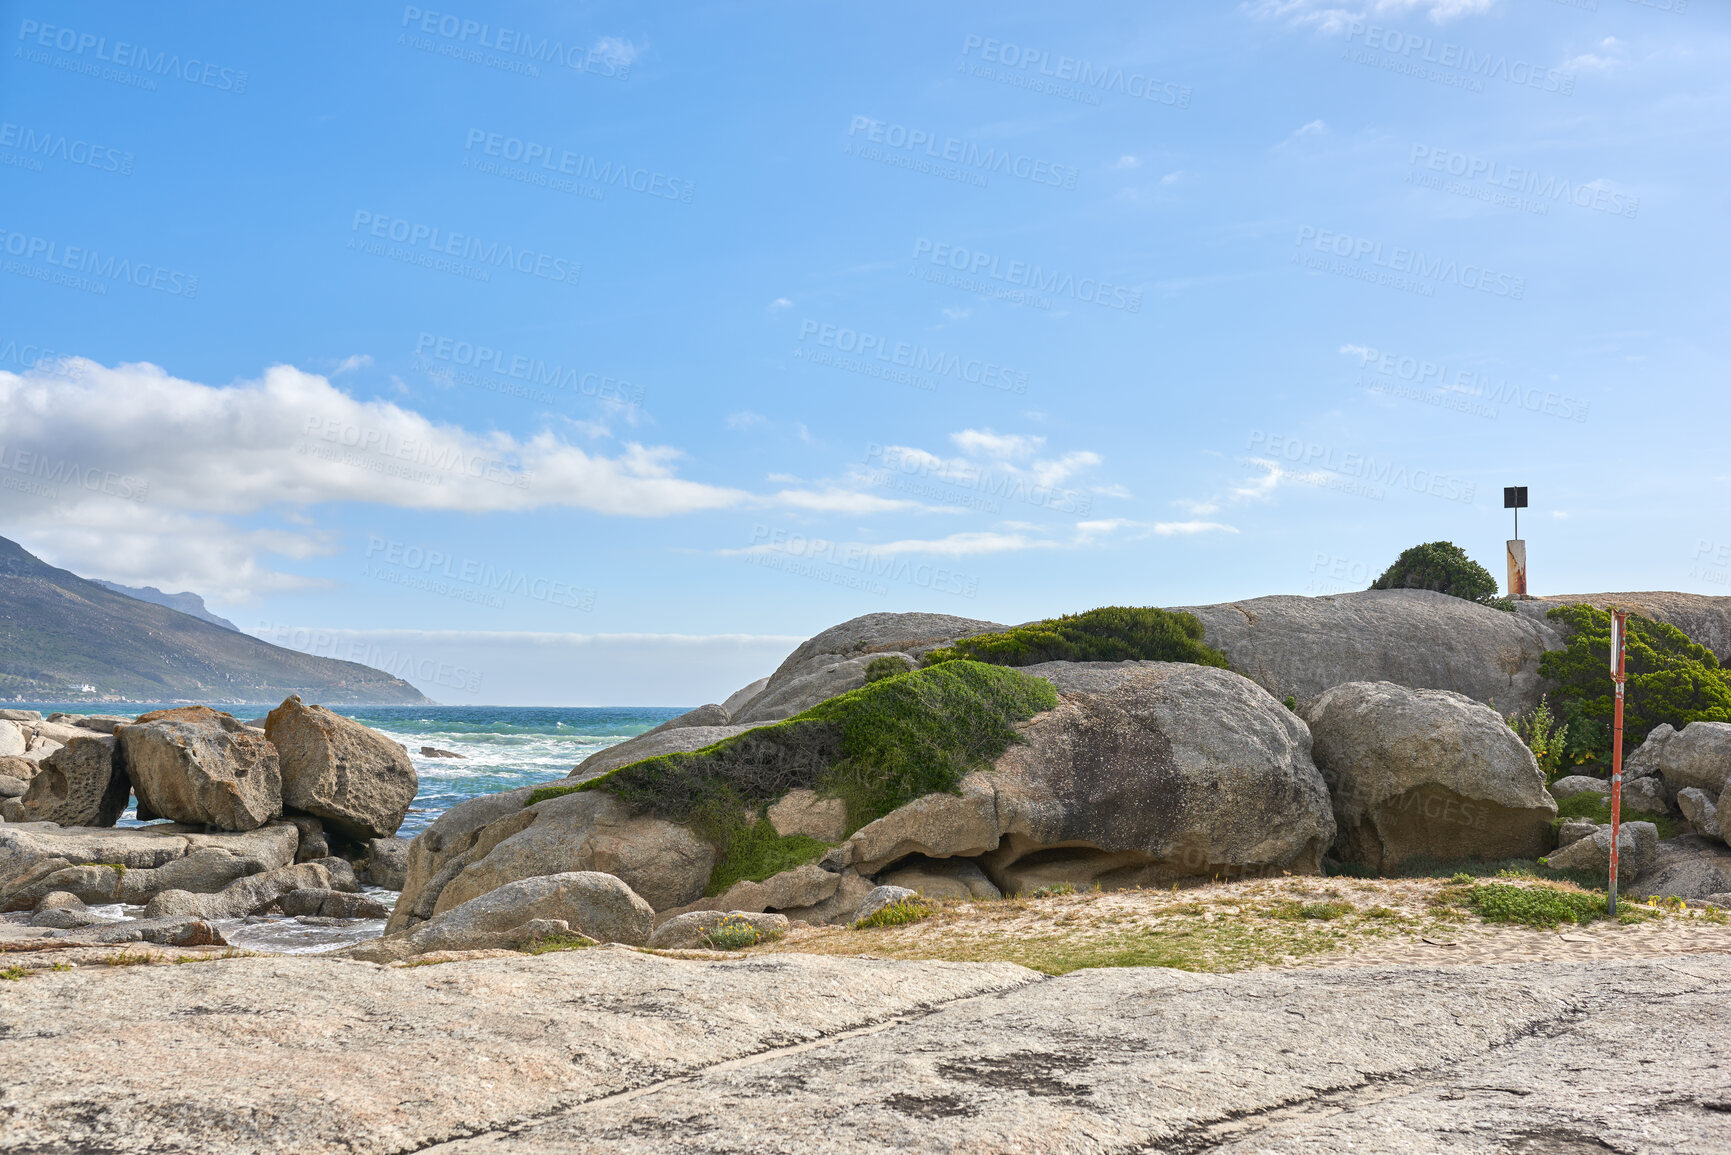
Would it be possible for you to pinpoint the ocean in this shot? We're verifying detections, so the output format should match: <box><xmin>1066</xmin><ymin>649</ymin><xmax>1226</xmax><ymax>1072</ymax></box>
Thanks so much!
<box><xmin>11</xmin><ymin>703</ymin><xmax>685</xmax><ymax>953</ymax></box>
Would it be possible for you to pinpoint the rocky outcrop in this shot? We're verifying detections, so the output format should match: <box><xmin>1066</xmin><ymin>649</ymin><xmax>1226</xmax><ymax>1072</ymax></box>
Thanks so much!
<box><xmin>0</xmin><ymin>720</ymin><xmax>25</xmax><ymax>758</ymax></box>
<box><xmin>1304</xmin><ymin>681</ymin><xmax>1556</xmax><ymax>872</ymax></box>
<box><xmin>648</xmin><ymin>910</ymin><xmax>789</xmax><ymax>950</ymax></box>
<box><xmin>1544</xmin><ymin>821</ymin><xmax>1658</xmax><ymax>877</ymax></box>
<box><xmin>766</xmin><ymin>788</ymin><xmax>848</xmax><ymax>841</ymax></box>
<box><xmin>1174</xmin><ymin>589</ymin><xmax>1559</xmax><ymax>711</ymax></box>
<box><xmin>9</xmin><ymin>735</ymin><xmax>129</xmax><ymax>827</ymax></box>
<box><xmin>567</xmin><ymin>724</ymin><xmax>754</xmax><ymax>782</ymax></box>
<box><xmin>0</xmin><ymin>821</ymin><xmax>299</xmax><ymax>909</ymax></box>
<box><xmin>1521</xmin><ymin>592</ymin><xmax>1731</xmax><ymax>663</ymax></box>
<box><xmin>1549</xmin><ymin>775</ymin><xmax>1609</xmax><ymax>799</ymax></box>
<box><xmin>376</xmin><ymin>871</ymin><xmax>652</xmax><ymax>958</ymax></box>
<box><xmin>854</xmin><ymin>884</ymin><xmax>920</xmax><ymax>923</ymax></box>
<box><xmin>878</xmin><ymin>854</ymin><xmax>1002</xmax><ymax>900</ymax></box>
<box><xmin>274</xmin><ymin>888</ymin><xmax>390</xmax><ymax>919</ymax></box>
<box><xmin>1679</xmin><ymin>787</ymin><xmax>1721</xmax><ymax>839</ymax></box>
<box><xmin>1654</xmin><ymin>721</ymin><xmax>1731</xmax><ymax>797</ymax></box>
<box><xmin>1623</xmin><ymin>834</ymin><xmax>1731</xmax><ymax>901</ymax></box>
<box><xmin>726</xmin><ymin>612</ymin><xmax>1006</xmax><ymax>724</ymax></box>
<box><xmin>119</xmin><ymin>706</ymin><xmax>282</xmax><ymax>831</ymax></box>
<box><xmin>819</xmin><ymin>661</ymin><xmax>1335</xmax><ymax>894</ymax></box>
<box><xmin>360</xmin><ymin>836</ymin><xmax>409</xmax><ymax>889</ymax></box>
<box><xmin>389</xmin><ymin>789</ymin><xmax>713</xmax><ymax>934</ymax></box>
<box><xmin>266</xmin><ymin>695</ymin><xmax>417</xmax><ymax>840</ymax></box>
<box><xmin>143</xmin><ymin>861</ymin><xmax>336</xmax><ymax>919</ymax></box>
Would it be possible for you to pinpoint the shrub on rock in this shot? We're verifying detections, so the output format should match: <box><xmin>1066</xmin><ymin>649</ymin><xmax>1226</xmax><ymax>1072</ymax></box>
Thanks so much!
<box><xmin>1369</xmin><ymin>541</ymin><xmax>1504</xmax><ymax>607</ymax></box>
<box><xmin>921</xmin><ymin>606</ymin><xmax>1227</xmax><ymax>670</ymax></box>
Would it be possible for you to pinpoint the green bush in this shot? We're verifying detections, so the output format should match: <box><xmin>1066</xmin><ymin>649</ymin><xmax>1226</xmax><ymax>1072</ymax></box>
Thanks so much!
<box><xmin>700</xmin><ymin>916</ymin><xmax>780</xmax><ymax>950</ymax></box>
<box><xmin>921</xmin><ymin>606</ymin><xmax>1227</xmax><ymax>669</ymax></box>
<box><xmin>1539</xmin><ymin>604</ymin><xmax>1731</xmax><ymax>765</ymax></box>
<box><xmin>856</xmin><ymin>898</ymin><xmax>938</xmax><ymax>929</ymax></box>
<box><xmin>1368</xmin><ymin>541</ymin><xmax>1503</xmax><ymax>606</ymax></box>
<box><xmin>1459</xmin><ymin>882</ymin><xmax>1604</xmax><ymax>928</ymax></box>
<box><xmin>1506</xmin><ymin>696</ymin><xmax>1570</xmax><ymax>781</ymax></box>
<box><xmin>864</xmin><ymin>655</ymin><xmax>913</xmax><ymax>683</ymax></box>
<box><xmin>577</xmin><ymin>661</ymin><xmax>1058</xmax><ymax>893</ymax></box>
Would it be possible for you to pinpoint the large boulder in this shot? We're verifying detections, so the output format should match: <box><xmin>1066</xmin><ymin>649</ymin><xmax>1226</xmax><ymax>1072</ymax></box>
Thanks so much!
<box><xmin>1654</xmin><ymin>722</ymin><xmax>1731</xmax><ymax>798</ymax></box>
<box><xmin>119</xmin><ymin>706</ymin><xmax>282</xmax><ymax>831</ymax></box>
<box><xmin>567</xmin><ymin>724</ymin><xmax>755</xmax><ymax>782</ymax></box>
<box><xmin>1303</xmin><ymin>681</ymin><xmax>1556</xmax><ymax>872</ymax></box>
<box><xmin>1624</xmin><ymin>834</ymin><xmax>1731</xmax><ymax>901</ymax></box>
<box><xmin>1174</xmin><ymin>590</ymin><xmax>1560</xmax><ymax>712</ymax></box>
<box><xmin>823</xmin><ymin>661</ymin><xmax>1336</xmax><ymax>893</ymax></box>
<box><xmin>1520</xmin><ymin>592</ymin><xmax>1731</xmax><ymax>664</ymax></box>
<box><xmin>265</xmin><ymin>696</ymin><xmax>417</xmax><ymax>840</ymax></box>
<box><xmin>11</xmin><ymin>736</ymin><xmax>130</xmax><ymax>827</ymax></box>
<box><xmin>0</xmin><ymin>821</ymin><xmax>299</xmax><ymax>909</ymax></box>
<box><xmin>1543</xmin><ymin>821</ymin><xmax>1659</xmax><ymax>877</ymax></box>
<box><xmin>395</xmin><ymin>871</ymin><xmax>652</xmax><ymax>954</ymax></box>
<box><xmin>360</xmin><ymin>836</ymin><xmax>410</xmax><ymax>889</ymax></box>
<box><xmin>648</xmin><ymin>910</ymin><xmax>789</xmax><ymax>950</ymax></box>
<box><xmin>0</xmin><ymin>720</ymin><xmax>26</xmax><ymax>758</ymax></box>
<box><xmin>726</xmin><ymin>612</ymin><xmax>1007</xmax><ymax>724</ymax></box>
<box><xmin>390</xmin><ymin>788</ymin><xmax>714</xmax><ymax>934</ymax></box>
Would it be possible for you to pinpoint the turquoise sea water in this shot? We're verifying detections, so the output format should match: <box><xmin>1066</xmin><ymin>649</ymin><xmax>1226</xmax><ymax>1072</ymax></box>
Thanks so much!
<box><xmin>15</xmin><ymin>703</ymin><xmax>686</xmax><ymax>837</ymax></box>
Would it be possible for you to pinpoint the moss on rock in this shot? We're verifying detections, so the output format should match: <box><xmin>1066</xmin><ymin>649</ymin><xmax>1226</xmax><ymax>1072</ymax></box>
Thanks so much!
<box><xmin>921</xmin><ymin>606</ymin><xmax>1227</xmax><ymax>670</ymax></box>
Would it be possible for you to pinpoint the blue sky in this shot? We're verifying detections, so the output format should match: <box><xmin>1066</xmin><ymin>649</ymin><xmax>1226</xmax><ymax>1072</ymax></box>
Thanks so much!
<box><xmin>1</xmin><ymin>0</ymin><xmax>1725</xmax><ymax>705</ymax></box>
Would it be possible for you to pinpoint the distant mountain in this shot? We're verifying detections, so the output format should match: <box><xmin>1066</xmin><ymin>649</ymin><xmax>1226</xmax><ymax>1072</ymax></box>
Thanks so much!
<box><xmin>0</xmin><ymin>535</ymin><xmax>430</xmax><ymax>705</ymax></box>
<box><xmin>93</xmin><ymin>581</ymin><xmax>240</xmax><ymax>631</ymax></box>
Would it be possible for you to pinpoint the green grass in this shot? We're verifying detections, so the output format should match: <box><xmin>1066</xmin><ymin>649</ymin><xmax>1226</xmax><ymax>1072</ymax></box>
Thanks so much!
<box><xmin>856</xmin><ymin>898</ymin><xmax>938</xmax><ymax>929</ymax></box>
<box><xmin>700</xmin><ymin>916</ymin><xmax>781</xmax><ymax>950</ymax></box>
<box><xmin>1553</xmin><ymin>789</ymin><xmax>1683</xmax><ymax>840</ymax></box>
<box><xmin>1273</xmin><ymin>900</ymin><xmax>1355</xmax><ymax>921</ymax></box>
<box><xmin>921</xmin><ymin>606</ymin><xmax>1228</xmax><ymax>670</ymax></box>
<box><xmin>519</xmin><ymin>932</ymin><xmax>595</xmax><ymax>956</ymax></box>
<box><xmin>571</xmin><ymin>661</ymin><xmax>1058</xmax><ymax>893</ymax></box>
<box><xmin>705</xmin><ymin>822</ymin><xmax>831</xmax><ymax>897</ymax></box>
<box><xmin>0</xmin><ymin>965</ymin><xmax>27</xmax><ymax>981</ymax></box>
<box><xmin>1456</xmin><ymin>881</ymin><xmax>1605</xmax><ymax>928</ymax></box>
<box><xmin>526</xmin><ymin>782</ymin><xmax>583</xmax><ymax>806</ymax></box>
<box><xmin>1380</xmin><ymin>854</ymin><xmax>1609</xmax><ymax>892</ymax></box>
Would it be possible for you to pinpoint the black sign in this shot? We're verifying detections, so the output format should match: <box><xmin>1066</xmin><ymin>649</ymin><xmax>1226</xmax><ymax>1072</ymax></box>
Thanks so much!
<box><xmin>1504</xmin><ymin>486</ymin><xmax>1528</xmax><ymax>509</ymax></box>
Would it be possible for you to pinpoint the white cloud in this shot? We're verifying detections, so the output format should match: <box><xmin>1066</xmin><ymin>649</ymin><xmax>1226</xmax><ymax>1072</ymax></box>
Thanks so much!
<box><xmin>1339</xmin><ymin>343</ymin><xmax>1373</xmax><ymax>361</ymax></box>
<box><xmin>767</xmin><ymin>297</ymin><xmax>793</xmax><ymax>312</ymax></box>
<box><xmin>1249</xmin><ymin>0</ymin><xmax>1495</xmax><ymax>32</ymax></box>
<box><xmin>1160</xmin><ymin>171</ymin><xmax>1183</xmax><ymax>185</ymax></box>
<box><xmin>1152</xmin><ymin>520</ymin><xmax>1238</xmax><ymax>535</ymax></box>
<box><xmin>1173</xmin><ymin>497</ymin><xmax>1221</xmax><ymax>515</ymax></box>
<box><xmin>950</xmin><ymin>428</ymin><xmax>1046</xmax><ymax>460</ymax></box>
<box><xmin>333</xmin><ymin>354</ymin><xmax>372</xmax><ymax>375</ymax></box>
<box><xmin>1565</xmin><ymin>37</ymin><xmax>1622</xmax><ymax>72</ymax></box>
<box><xmin>1114</xmin><ymin>155</ymin><xmax>1141</xmax><ymax>170</ymax></box>
<box><xmin>725</xmin><ymin>411</ymin><xmax>767</xmax><ymax>430</ymax></box>
<box><xmin>940</xmin><ymin>307</ymin><xmax>972</xmax><ymax>320</ymax></box>
<box><xmin>770</xmin><ymin>487</ymin><xmax>944</xmax><ymax>515</ymax></box>
<box><xmin>592</xmin><ymin>36</ymin><xmax>642</xmax><ymax>65</ymax></box>
<box><xmin>1295</xmin><ymin>120</ymin><xmax>1327</xmax><ymax>137</ymax></box>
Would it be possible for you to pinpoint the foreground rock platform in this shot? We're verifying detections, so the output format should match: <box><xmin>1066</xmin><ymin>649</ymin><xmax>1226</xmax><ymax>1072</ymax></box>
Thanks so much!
<box><xmin>2</xmin><ymin>948</ymin><xmax>1726</xmax><ymax>1153</ymax></box>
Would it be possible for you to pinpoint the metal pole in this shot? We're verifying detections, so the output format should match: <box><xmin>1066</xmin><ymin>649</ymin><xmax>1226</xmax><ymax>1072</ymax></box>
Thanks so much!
<box><xmin>1608</xmin><ymin>609</ymin><xmax>1626</xmax><ymax>917</ymax></box>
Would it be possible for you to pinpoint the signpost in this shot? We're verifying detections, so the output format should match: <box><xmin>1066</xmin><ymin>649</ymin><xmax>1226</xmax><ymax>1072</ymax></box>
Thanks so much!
<box><xmin>1504</xmin><ymin>486</ymin><xmax>1529</xmax><ymax>597</ymax></box>
<box><xmin>1608</xmin><ymin>609</ymin><xmax>1627</xmax><ymax>916</ymax></box>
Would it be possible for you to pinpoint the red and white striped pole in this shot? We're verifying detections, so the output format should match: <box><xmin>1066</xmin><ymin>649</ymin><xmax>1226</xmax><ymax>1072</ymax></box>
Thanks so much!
<box><xmin>1608</xmin><ymin>609</ymin><xmax>1627</xmax><ymax>917</ymax></box>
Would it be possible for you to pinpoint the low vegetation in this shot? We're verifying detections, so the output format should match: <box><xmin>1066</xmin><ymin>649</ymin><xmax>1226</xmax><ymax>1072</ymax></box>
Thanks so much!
<box><xmin>701</xmin><ymin>916</ymin><xmax>782</xmax><ymax>950</ymax></box>
<box><xmin>856</xmin><ymin>897</ymin><xmax>939</xmax><ymax>929</ymax></box>
<box><xmin>921</xmin><ymin>606</ymin><xmax>1228</xmax><ymax>670</ymax></box>
<box><xmin>519</xmin><ymin>932</ymin><xmax>594</xmax><ymax>956</ymax></box>
<box><xmin>573</xmin><ymin>661</ymin><xmax>1058</xmax><ymax>894</ymax></box>
<box><xmin>1369</xmin><ymin>541</ymin><xmax>1512</xmax><ymax>610</ymax></box>
<box><xmin>1552</xmin><ymin>789</ymin><xmax>1683</xmax><ymax>841</ymax></box>
<box><xmin>1507</xmin><ymin>696</ymin><xmax>1570</xmax><ymax>781</ymax></box>
<box><xmin>863</xmin><ymin>655</ymin><xmax>912</xmax><ymax>682</ymax></box>
<box><xmin>1541</xmin><ymin>604</ymin><xmax>1731</xmax><ymax>767</ymax></box>
<box><xmin>1450</xmin><ymin>881</ymin><xmax>1606</xmax><ymax>929</ymax></box>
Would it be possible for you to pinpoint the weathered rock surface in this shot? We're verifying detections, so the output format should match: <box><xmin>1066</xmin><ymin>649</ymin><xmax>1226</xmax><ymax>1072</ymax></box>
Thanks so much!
<box><xmin>1522</xmin><ymin>590</ymin><xmax>1731</xmax><ymax>662</ymax></box>
<box><xmin>1556</xmin><ymin>818</ymin><xmax>1598</xmax><ymax>848</ymax></box>
<box><xmin>361</xmin><ymin>836</ymin><xmax>409</xmax><ymax>889</ymax></box>
<box><xmin>394</xmin><ymin>790</ymin><xmax>713</xmax><ymax>933</ymax></box>
<box><xmin>143</xmin><ymin>861</ymin><xmax>335</xmax><ymax>919</ymax></box>
<box><xmin>878</xmin><ymin>854</ymin><xmax>1002</xmax><ymax>900</ymax></box>
<box><xmin>1657</xmin><ymin>720</ymin><xmax>1731</xmax><ymax>797</ymax></box>
<box><xmin>45</xmin><ymin>915</ymin><xmax>227</xmax><ymax>948</ymax></box>
<box><xmin>1543</xmin><ymin>820</ymin><xmax>1658</xmax><ymax>876</ymax></box>
<box><xmin>720</xmin><ymin>676</ymin><xmax>769</xmax><ymax>717</ymax></box>
<box><xmin>119</xmin><ymin>706</ymin><xmax>282</xmax><ymax>831</ymax></box>
<box><xmin>766</xmin><ymin>787</ymin><xmax>848</xmax><ymax>841</ymax></box>
<box><xmin>0</xmin><ymin>719</ymin><xmax>26</xmax><ymax>757</ymax></box>
<box><xmin>1175</xmin><ymin>589</ymin><xmax>1560</xmax><ymax>711</ymax></box>
<box><xmin>1304</xmin><ymin>681</ymin><xmax>1556</xmax><ymax>871</ymax></box>
<box><xmin>1549</xmin><ymin>774</ymin><xmax>1610</xmax><ymax>799</ymax></box>
<box><xmin>647</xmin><ymin>910</ymin><xmax>789</xmax><ymax>949</ymax></box>
<box><xmin>11</xmin><ymin>735</ymin><xmax>129</xmax><ymax>827</ymax></box>
<box><xmin>640</xmin><ymin>703</ymin><xmax>731</xmax><ymax>735</ymax></box>
<box><xmin>1623</xmin><ymin>833</ymin><xmax>1731</xmax><ymax>901</ymax></box>
<box><xmin>1622</xmin><ymin>772</ymin><xmax>1675</xmax><ymax>817</ymax></box>
<box><xmin>727</xmin><ymin>612</ymin><xmax>1006</xmax><ymax>724</ymax></box>
<box><xmin>1679</xmin><ymin>787</ymin><xmax>1721</xmax><ymax>838</ymax></box>
<box><xmin>854</xmin><ymin>884</ymin><xmax>919</xmax><ymax>922</ymax></box>
<box><xmin>0</xmin><ymin>773</ymin><xmax>28</xmax><ymax>798</ymax></box>
<box><xmin>565</xmin><ymin>724</ymin><xmax>753</xmax><ymax>782</ymax></box>
<box><xmin>384</xmin><ymin>870</ymin><xmax>652</xmax><ymax>957</ymax></box>
<box><xmin>2</xmin><ymin>954</ymin><xmax>1723</xmax><ymax>1154</ymax></box>
<box><xmin>0</xmin><ymin>821</ymin><xmax>299</xmax><ymax>909</ymax></box>
<box><xmin>275</xmin><ymin>887</ymin><xmax>390</xmax><ymax>919</ymax></box>
<box><xmin>266</xmin><ymin>695</ymin><xmax>418</xmax><ymax>840</ymax></box>
<box><xmin>387</xmin><ymin>786</ymin><xmax>540</xmax><ymax>933</ymax></box>
<box><xmin>663</xmin><ymin>863</ymin><xmax>846</xmax><ymax>924</ymax></box>
<box><xmin>0</xmin><ymin>708</ymin><xmax>42</xmax><ymax>723</ymax></box>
